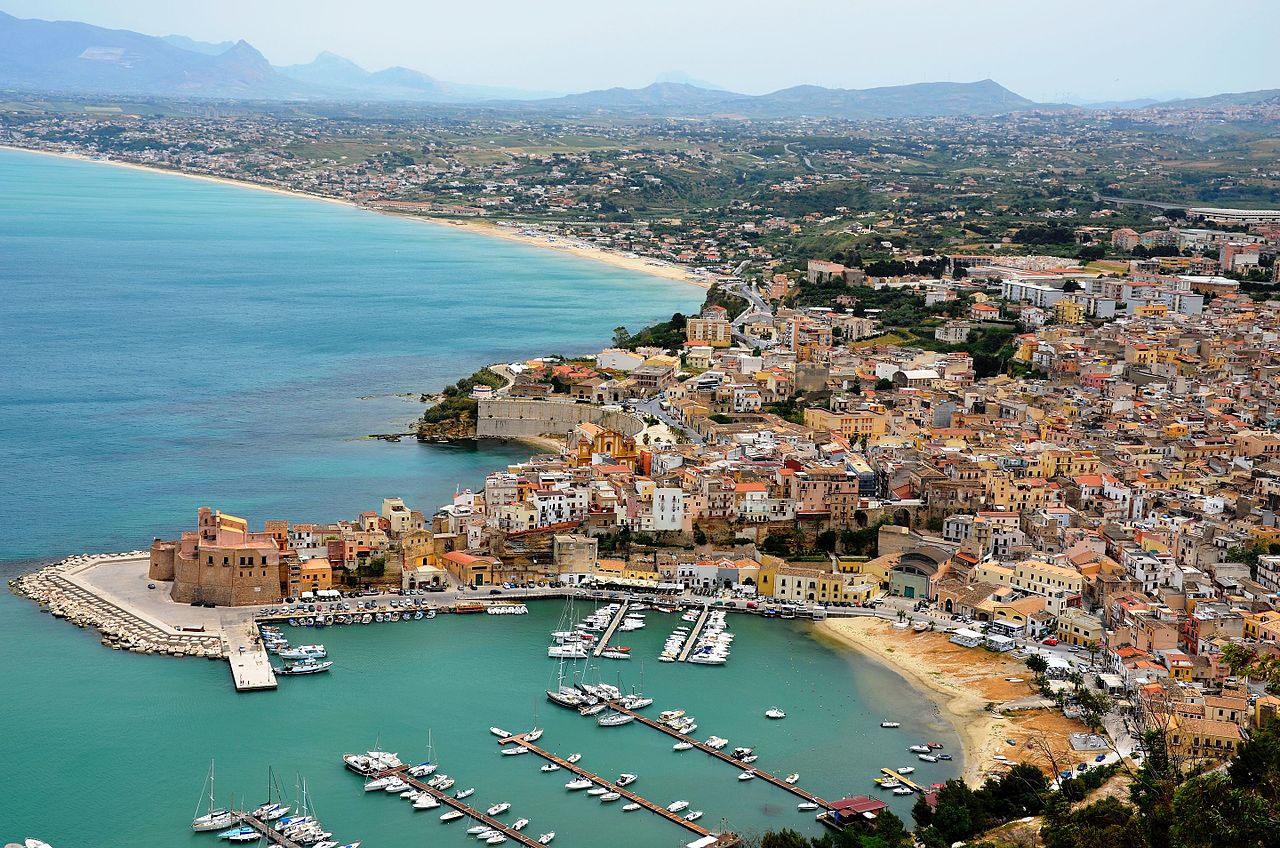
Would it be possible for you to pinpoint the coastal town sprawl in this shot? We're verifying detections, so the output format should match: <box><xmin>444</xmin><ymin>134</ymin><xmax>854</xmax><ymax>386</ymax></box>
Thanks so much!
<box><xmin>8</xmin><ymin>91</ymin><xmax>1280</xmax><ymax>848</ymax></box>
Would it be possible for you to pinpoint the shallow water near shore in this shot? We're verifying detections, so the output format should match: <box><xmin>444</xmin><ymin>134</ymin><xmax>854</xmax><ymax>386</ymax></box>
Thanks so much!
<box><xmin>0</xmin><ymin>589</ymin><xmax>959</xmax><ymax>846</ymax></box>
<box><xmin>0</xmin><ymin>147</ymin><xmax>695</xmax><ymax>564</ymax></box>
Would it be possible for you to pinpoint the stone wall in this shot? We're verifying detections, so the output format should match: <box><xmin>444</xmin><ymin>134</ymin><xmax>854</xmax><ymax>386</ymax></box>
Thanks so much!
<box><xmin>170</xmin><ymin>548</ymin><xmax>284</xmax><ymax>607</ymax></box>
<box><xmin>475</xmin><ymin>398</ymin><xmax>645</xmax><ymax>439</ymax></box>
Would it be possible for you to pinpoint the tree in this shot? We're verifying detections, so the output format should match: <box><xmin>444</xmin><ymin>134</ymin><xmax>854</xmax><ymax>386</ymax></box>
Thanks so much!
<box><xmin>1026</xmin><ymin>653</ymin><xmax>1050</xmax><ymax>676</ymax></box>
<box><xmin>816</xmin><ymin>530</ymin><xmax>838</xmax><ymax>553</ymax></box>
<box><xmin>1169</xmin><ymin>773</ymin><xmax>1276</xmax><ymax>848</ymax></box>
<box><xmin>760</xmin><ymin>830</ymin><xmax>810</xmax><ymax>848</ymax></box>
<box><xmin>612</xmin><ymin>326</ymin><xmax>630</xmax><ymax>347</ymax></box>
<box><xmin>1219</xmin><ymin>642</ymin><xmax>1257</xmax><ymax>679</ymax></box>
<box><xmin>875</xmin><ymin>378</ymin><xmax>895</xmax><ymax>391</ymax></box>
<box><xmin>1062</xmin><ymin>279</ymin><xmax>1083</xmax><ymax>292</ymax></box>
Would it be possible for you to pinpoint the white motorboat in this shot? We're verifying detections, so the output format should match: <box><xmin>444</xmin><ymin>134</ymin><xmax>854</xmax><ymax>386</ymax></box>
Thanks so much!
<box><xmin>526</xmin><ymin>728</ymin><xmax>544</xmax><ymax>742</ymax></box>
<box><xmin>278</xmin><ymin>644</ymin><xmax>326</xmax><ymax>659</ymax></box>
<box><xmin>893</xmin><ymin>787</ymin><xmax>915</xmax><ymax>796</ymax></box>
<box><xmin>565</xmin><ymin>778</ymin><xmax>592</xmax><ymax>791</ymax></box>
<box><xmin>896</xmin><ymin>766</ymin><xmax>915</xmax><ymax>774</ymax></box>
<box><xmin>667</xmin><ymin>800</ymin><xmax>689</xmax><ymax>813</ymax></box>
<box><xmin>908</xmin><ymin>745</ymin><xmax>931</xmax><ymax>754</ymax></box>
<box><xmin>587</xmin><ymin>787</ymin><xmax>609</xmax><ymax>796</ymax></box>
<box><xmin>566</xmin><ymin>753</ymin><xmax>582</xmax><ymax>763</ymax></box>
<box><xmin>599</xmin><ymin>792</ymin><xmax>621</xmax><ymax>802</ymax></box>
<box><xmin>24</xmin><ymin>841</ymin><xmax>54</xmax><ymax>848</ymax></box>
<box><xmin>513</xmin><ymin>818</ymin><xmax>529</xmax><ymax>831</ymax></box>
<box><xmin>467</xmin><ymin>826</ymin><xmax>489</xmax><ymax>835</ymax></box>
<box><xmin>486</xmin><ymin>836</ymin><xmax>507</xmax><ymax>845</ymax></box>
<box><xmin>537</xmin><ymin>834</ymin><xmax>555</xmax><ymax>845</ymax></box>
<box><xmin>278</xmin><ymin>658</ymin><xmax>333</xmax><ymax>675</ymax></box>
<box><xmin>672</xmin><ymin>741</ymin><xmax>693</xmax><ymax>751</ymax></box>
<box><xmin>490</xmin><ymin>726</ymin><xmax>512</xmax><ymax>737</ymax></box>
<box><xmin>486</xmin><ymin>802</ymin><xmax>511</xmax><ymax>816</ymax></box>
<box><xmin>738</xmin><ymin>770</ymin><xmax>756</xmax><ymax>781</ymax></box>
<box><xmin>456</xmin><ymin>788</ymin><xmax>476</xmax><ymax>799</ymax></box>
<box><xmin>436</xmin><ymin>777</ymin><xmax>456</xmax><ymax>790</ymax></box>
<box><xmin>880</xmin><ymin>721</ymin><xmax>901</xmax><ymax>728</ymax></box>
<box><xmin>798</xmin><ymin>802</ymin><xmax>819</xmax><ymax>811</ymax></box>
<box><xmin>740</xmin><ymin>754</ymin><xmax>758</xmax><ymax>764</ymax></box>
<box><xmin>785</xmin><ymin>773</ymin><xmax>800</xmax><ymax>784</ymax></box>
<box><xmin>475</xmin><ymin>830</ymin><xmax>499</xmax><ymax>840</ymax></box>
<box><xmin>540</xmin><ymin>764</ymin><xmax>561</xmax><ymax>772</ymax></box>
<box><xmin>765</xmin><ymin>707</ymin><xmax>786</xmax><ymax>719</ymax></box>
<box><xmin>684</xmin><ymin>811</ymin><xmax>703</xmax><ymax>822</ymax></box>
<box><xmin>623</xmin><ymin>803</ymin><xmax>641</xmax><ymax>811</ymax></box>
<box><xmin>383</xmin><ymin>778</ymin><xmax>409</xmax><ymax>793</ymax></box>
<box><xmin>413</xmin><ymin>795</ymin><xmax>439</xmax><ymax>809</ymax></box>
<box><xmin>705</xmin><ymin>736</ymin><xmax>728</xmax><ymax>749</ymax></box>
<box><xmin>500</xmin><ymin>747</ymin><xmax>529</xmax><ymax>755</ymax></box>
<box><xmin>918</xmin><ymin>753</ymin><xmax>939</xmax><ymax>763</ymax></box>
<box><xmin>616</xmin><ymin>773</ymin><xmax>637</xmax><ymax>787</ymax></box>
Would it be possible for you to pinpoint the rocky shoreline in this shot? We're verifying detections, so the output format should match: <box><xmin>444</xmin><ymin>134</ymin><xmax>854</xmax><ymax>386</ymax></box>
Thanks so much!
<box><xmin>9</xmin><ymin>554</ymin><xmax>227</xmax><ymax>659</ymax></box>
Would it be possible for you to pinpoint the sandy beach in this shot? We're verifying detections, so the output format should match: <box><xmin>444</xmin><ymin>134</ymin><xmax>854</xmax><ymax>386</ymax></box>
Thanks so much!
<box><xmin>817</xmin><ymin>617</ymin><xmax>1092</xmax><ymax>786</ymax></box>
<box><xmin>1</xmin><ymin>144</ymin><xmax>711</xmax><ymax>288</ymax></box>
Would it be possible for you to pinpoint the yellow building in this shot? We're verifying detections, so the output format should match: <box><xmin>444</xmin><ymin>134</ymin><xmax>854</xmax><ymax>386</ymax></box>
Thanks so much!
<box><xmin>1056</xmin><ymin>608</ymin><xmax>1104</xmax><ymax>646</ymax></box>
<box><xmin>686</xmin><ymin>317</ymin><xmax>733</xmax><ymax>348</ymax></box>
<box><xmin>758</xmin><ymin>562</ymin><xmax>876</xmax><ymax>604</ymax></box>
<box><xmin>802</xmin><ymin>407</ymin><xmax>888</xmax><ymax>438</ymax></box>
<box><xmin>1053</xmin><ymin>299</ymin><xmax>1084</xmax><ymax>325</ymax></box>
<box><xmin>297</xmin><ymin>558</ymin><xmax>333</xmax><ymax>593</ymax></box>
<box><xmin>1167</xmin><ymin>714</ymin><xmax>1245</xmax><ymax>762</ymax></box>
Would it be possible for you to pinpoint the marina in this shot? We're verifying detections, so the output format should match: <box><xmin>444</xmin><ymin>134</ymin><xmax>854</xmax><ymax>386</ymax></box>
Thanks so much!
<box><xmin>496</xmin><ymin>733</ymin><xmax>738</xmax><ymax>847</ymax></box>
<box><xmin>591</xmin><ymin>603</ymin><xmax>631</xmax><ymax>658</ymax></box>
<box><xmin>596</xmin><ymin>703</ymin><xmax>832</xmax><ymax>809</ymax></box>
<box><xmin>357</xmin><ymin>762</ymin><xmax>544</xmax><ymax>848</ymax></box>
<box><xmin>1</xmin><ymin>577</ymin><xmax>958</xmax><ymax>846</ymax></box>
<box><xmin>676</xmin><ymin>607</ymin><xmax>710</xmax><ymax>662</ymax></box>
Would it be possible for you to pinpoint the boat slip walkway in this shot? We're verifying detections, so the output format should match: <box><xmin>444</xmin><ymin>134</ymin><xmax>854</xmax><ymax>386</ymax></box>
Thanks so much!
<box><xmin>592</xmin><ymin>603</ymin><xmax>631</xmax><ymax>657</ymax></box>
<box><xmin>233</xmin><ymin>813</ymin><xmax>303</xmax><ymax>848</ymax></box>
<box><xmin>880</xmin><ymin>768</ymin><xmax>925</xmax><ymax>793</ymax></box>
<box><xmin>601</xmin><ymin>703</ymin><xmax>831</xmax><ymax>809</ymax></box>
<box><xmin>498</xmin><ymin>733</ymin><xmax>737</xmax><ymax>846</ymax></box>
<box><xmin>677</xmin><ymin>606</ymin><xmax>711</xmax><ymax>662</ymax></box>
<box><xmin>372</xmin><ymin>764</ymin><xmax>543</xmax><ymax>848</ymax></box>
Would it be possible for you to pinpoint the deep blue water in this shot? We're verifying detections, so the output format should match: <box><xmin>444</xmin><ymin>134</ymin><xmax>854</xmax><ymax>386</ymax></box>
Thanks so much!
<box><xmin>0</xmin><ymin>148</ymin><xmax>696</xmax><ymax>562</ymax></box>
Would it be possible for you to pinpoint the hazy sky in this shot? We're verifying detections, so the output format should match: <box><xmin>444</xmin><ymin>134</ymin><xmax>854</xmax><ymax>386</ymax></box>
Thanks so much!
<box><xmin>4</xmin><ymin>0</ymin><xmax>1277</xmax><ymax>102</ymax></box>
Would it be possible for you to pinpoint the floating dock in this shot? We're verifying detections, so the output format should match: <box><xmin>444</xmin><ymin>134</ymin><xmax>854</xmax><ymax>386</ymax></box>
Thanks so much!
<box><xmin>603</xmin><ymin>703</ymin><xmax>830</xmax><ymax>808</ymax></box>
<box><xmin>593</xmin><ymin>603</ymin><xmax>630</xmax><ymax>657</ymax></box>
<box><xmin>371</xmin><ymin>764</ymin><xmax>543</xmax><ymax>848</ymax></box>
<box><xmin>880</xmin><ymin>767</ymin><xmax>925</xmax><ymax>793</ymax></box>
<box><xmin>232</xmin><ymin>813</ymin><xmax>304</xmax><ymax>848</ymax></box>
<box><xmin>497</xmin><ymin>733</ymin><xmax>737</xmax><ymax>846</ymax></box>
<box><xmin>677</xmin><ymin>607</ymin><xmax>711</xmax><ymax>662</ymax></box>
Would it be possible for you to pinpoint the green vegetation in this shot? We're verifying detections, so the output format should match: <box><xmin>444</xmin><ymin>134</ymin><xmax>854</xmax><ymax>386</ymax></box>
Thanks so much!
<box><xmin>419</xmin><ymin>367</ymin><xmax>506</xmax><ymax>425</ymax></box>
<box><xmin>619</xmin><ymin>312</ymin><xmax>687</xmax><ymax>352</ymax></box>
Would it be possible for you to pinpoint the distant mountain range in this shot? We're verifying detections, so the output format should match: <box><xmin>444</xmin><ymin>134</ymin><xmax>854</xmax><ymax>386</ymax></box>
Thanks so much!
<box><xmin>0</xmin><ymin>10</ymin><xmax>1271</xmax><ymax>119</ymax></box>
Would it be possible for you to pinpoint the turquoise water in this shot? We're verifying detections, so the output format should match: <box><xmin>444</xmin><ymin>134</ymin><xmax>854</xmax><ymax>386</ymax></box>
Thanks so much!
<box><xmin>0</xmin><ymin>593</ymin><xmax>960</xmax><ymax>846</ymax></box>
<box><xmin>0</xmin><ymin>148</ymin><xmax>695</xmax><ymax>564</ymax></box>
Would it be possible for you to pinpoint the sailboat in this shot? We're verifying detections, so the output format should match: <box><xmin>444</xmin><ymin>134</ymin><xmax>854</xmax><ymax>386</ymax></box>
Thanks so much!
<box><xmin>546</xmin><ymin>598</ymin><xmax>586</xmax><ymax>709</ymax></box>
<box><xmin>191</xmin><ymin>760</ymin><xmax>236</xmax><ymax>831</ymax></box>
<box><xmin>252</xmin><ymin>766</ymin><xmax>291</xmax><ymax>822</ymax></box>
<box><xmin>407</xmin><ymin>730</ymin><xmax>438</xmax><ymax>778</ymax></box>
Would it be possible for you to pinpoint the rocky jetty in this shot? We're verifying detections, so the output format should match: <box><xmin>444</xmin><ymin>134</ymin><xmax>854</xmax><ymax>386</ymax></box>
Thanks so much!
<box><xmin>415</xmin><ymin>416</ymin><xmax>476</xmax><ymax>442</ymax></box>
<box><xmin>9</xmin><ymin>554</ymin><xmax>226</xmax><ymax>659</ymax></box>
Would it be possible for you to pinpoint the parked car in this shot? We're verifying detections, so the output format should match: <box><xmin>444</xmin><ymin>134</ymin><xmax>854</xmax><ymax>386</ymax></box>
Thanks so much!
<box><xmin>1042</xmin><ymin>637</ymin><xmax>1059</xmax><ymax>646</ymax></box>
<box><xmin>489</xmin><ymin>588</ymin><xmax>503</xmax><ymax>595</ymax></box>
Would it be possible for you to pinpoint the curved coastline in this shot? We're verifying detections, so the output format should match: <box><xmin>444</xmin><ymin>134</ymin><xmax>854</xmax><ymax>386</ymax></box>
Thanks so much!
<box><xmin>815</xmin><ymin>617</ymin><xmax>1011</xmax><ymax>786</ymax></box>
<box><xmin>0</xmin><ymin>144</ymin><xmax>710</xmax><ymax>288</ymax></box>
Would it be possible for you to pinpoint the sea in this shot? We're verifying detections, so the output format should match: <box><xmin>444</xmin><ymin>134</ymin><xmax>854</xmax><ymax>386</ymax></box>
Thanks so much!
<box><xmin>0</xmin><ymin>148</ymin><xmax>960</xmax><ymax>847</ymax></box>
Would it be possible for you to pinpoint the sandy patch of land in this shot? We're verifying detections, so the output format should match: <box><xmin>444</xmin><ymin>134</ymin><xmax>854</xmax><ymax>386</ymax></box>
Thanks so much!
<box><xmin>818</xmin><ymin>617</ymin><xmax>1092</xmax><ymax>786</ymax></box>
<box><xmin>417</xmin><ymin>218</ymin><xmax>712</xmax><ymax>288</ymax></box>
